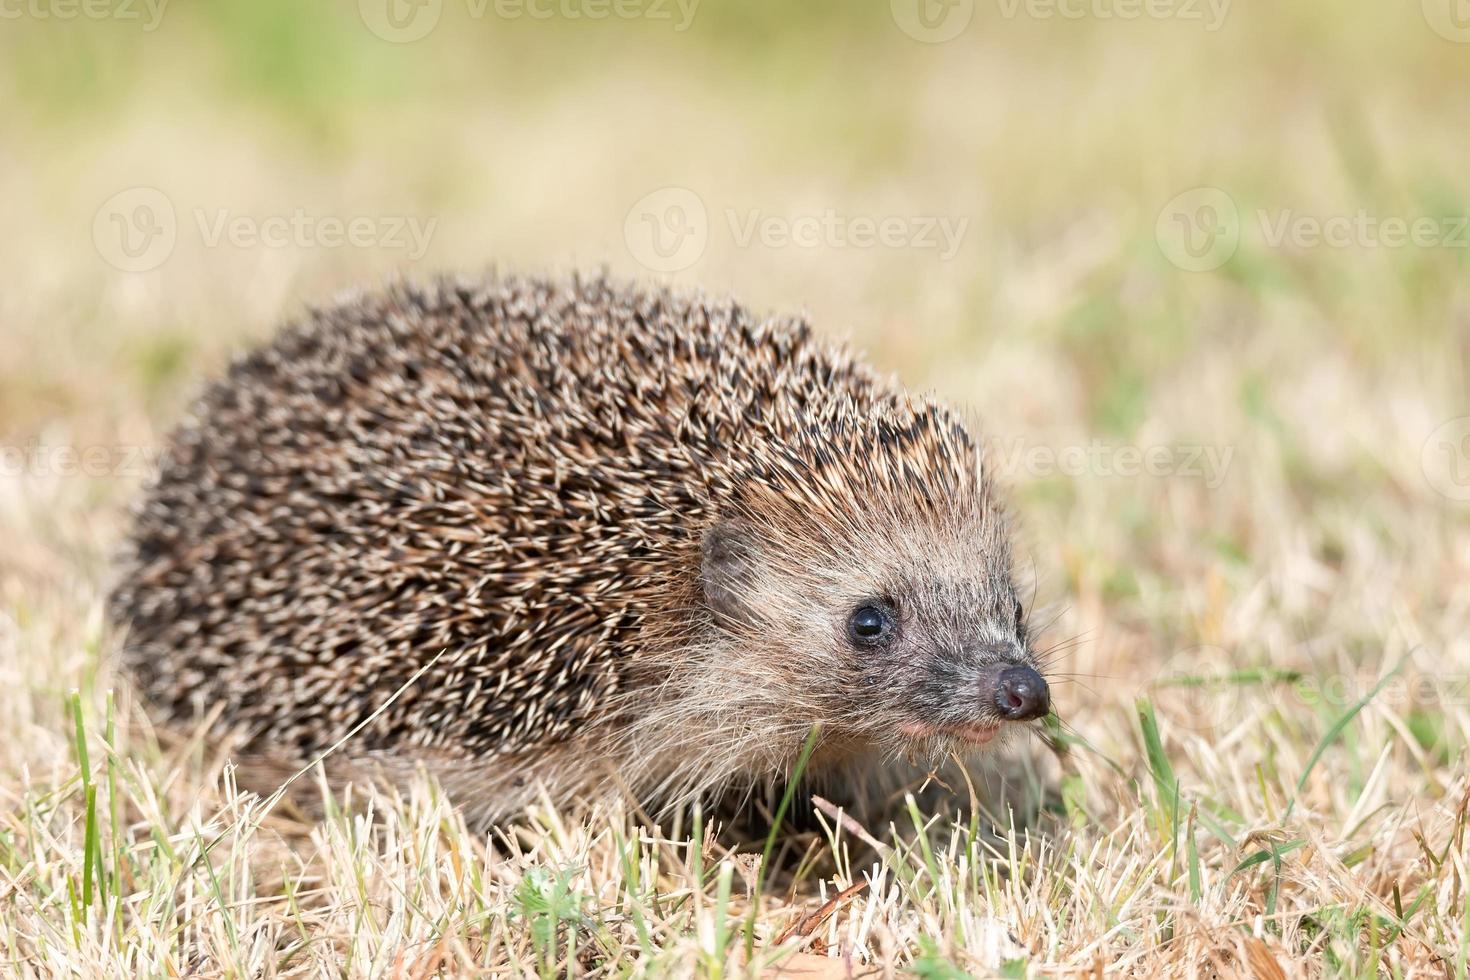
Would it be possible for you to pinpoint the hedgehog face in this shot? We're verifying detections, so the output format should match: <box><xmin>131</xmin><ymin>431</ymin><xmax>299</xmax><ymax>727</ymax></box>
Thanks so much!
<box><xmin>840</xmin><ymin>574</ymin><xmax>1051</xmax><ymax>751</ymax></box>
<box><xmin>699</xmin><ymin>513</ymin><xmax>1050</xmax><ymax>754</ymax></box>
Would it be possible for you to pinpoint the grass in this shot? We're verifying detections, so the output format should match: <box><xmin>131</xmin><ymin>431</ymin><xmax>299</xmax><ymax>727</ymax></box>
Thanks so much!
<box><xmin>2</xmin><ymin>0</ymin><xmax>1469</xmax><ymax>975</ymax></box>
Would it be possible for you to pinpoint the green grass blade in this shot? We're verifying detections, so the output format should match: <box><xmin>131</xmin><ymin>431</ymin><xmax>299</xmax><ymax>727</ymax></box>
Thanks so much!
<box><xmin>745</xmin><ymin>723</ymin><xmax>823</xmax><ymax>958</ymax></box>
<box><xmin>1283</xmin><ymin>661</ymin><xmax>1404</xmax><ymax>822</ymax></box>
<box><xmin>1136</xmin><ymin>699</ymin><xmax>1178</xmax><ymax>825</ymax></box>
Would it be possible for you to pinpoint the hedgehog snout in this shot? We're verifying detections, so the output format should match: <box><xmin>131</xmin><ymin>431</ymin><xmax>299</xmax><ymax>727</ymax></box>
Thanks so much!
<box><xmin>992</xmin><ymin>665</ymin><xmax>1050</xmax><ymax>721</ymax></box>
<box><xmin>970</xmin><ymin>654</ymin><xmax>1050</xmax><ymax>723</ymax></box>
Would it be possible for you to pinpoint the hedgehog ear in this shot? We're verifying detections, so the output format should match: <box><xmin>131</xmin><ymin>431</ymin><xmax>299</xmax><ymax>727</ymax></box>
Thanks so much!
<box><xmin>700</xmin><ymin>518</ymin><xmax>761</xmax><ymax>628</ymax></box>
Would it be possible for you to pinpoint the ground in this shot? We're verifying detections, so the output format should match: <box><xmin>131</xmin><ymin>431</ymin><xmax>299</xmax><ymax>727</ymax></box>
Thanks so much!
<box><xmin>1</xmin><ymin>1</ymin><xmax>1469</xmax><ymax>975</ymax></box>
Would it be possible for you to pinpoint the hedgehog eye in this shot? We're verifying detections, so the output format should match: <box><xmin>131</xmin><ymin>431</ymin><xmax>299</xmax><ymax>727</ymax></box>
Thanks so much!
<box><xmin>1013</xmin><ymin>596</ymin><xmax>1027</xmax><ymax>642</ymax></box>
<box><xmin>847</xmin><ymin>604</ymin><xmax>895</xmax><ymax>647</ymax></box>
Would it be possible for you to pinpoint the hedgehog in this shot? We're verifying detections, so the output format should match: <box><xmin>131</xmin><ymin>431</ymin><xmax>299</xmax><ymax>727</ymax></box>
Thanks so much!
<box><xmin>109</xmin><ymin>273</ymin><xmax>1052</xmax><ymax>825</ymax></box>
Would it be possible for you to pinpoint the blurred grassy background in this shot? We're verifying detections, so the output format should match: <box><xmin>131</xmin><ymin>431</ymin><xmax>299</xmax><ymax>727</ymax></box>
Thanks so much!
<box><xmin>4</xmin><ymin>0</ymin><xmax>1466</xmax><ymax>593</ymax></box>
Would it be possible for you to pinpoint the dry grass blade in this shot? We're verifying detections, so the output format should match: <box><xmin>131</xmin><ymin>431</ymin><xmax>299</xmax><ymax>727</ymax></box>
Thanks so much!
<box><xmin>772</xmin><ymin>881</ymin><xmax>871</xmax><ymax>947</ymax></box>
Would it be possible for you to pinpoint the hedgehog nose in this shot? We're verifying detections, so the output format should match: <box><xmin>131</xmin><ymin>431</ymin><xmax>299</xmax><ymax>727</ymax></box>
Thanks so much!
<box><xmin>994</xmin><ymin>666</ymin><xmax>1050</xmax><ymax>721</ymax></box>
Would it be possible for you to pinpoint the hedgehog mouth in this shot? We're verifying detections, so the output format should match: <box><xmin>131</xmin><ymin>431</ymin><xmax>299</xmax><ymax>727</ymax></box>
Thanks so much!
<box><xmin>899</xmin><ymin>720</ymin><xmax>1004</xmax><ymax>747</ymax></box>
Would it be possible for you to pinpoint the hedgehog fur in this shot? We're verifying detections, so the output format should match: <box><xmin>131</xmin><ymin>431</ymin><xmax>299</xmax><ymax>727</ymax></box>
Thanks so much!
<box><xmin>110</xmin><ymin>273</ymin><xmax>1050</xmax><ymax>824</ymax></box>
